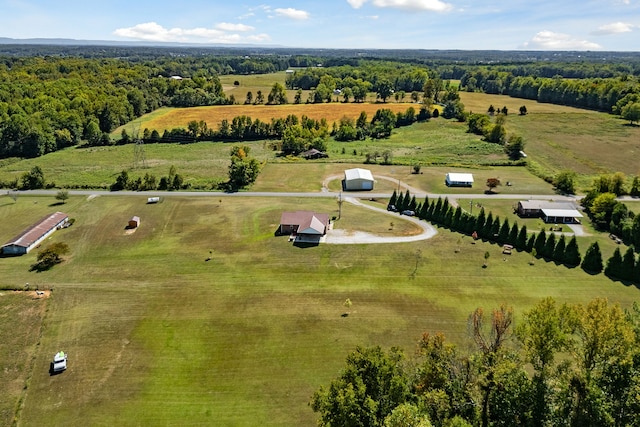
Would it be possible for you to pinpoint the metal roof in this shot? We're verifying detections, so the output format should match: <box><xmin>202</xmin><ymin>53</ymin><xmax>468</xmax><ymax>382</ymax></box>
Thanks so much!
<box><xmin>344</xmin><ymin>168</ymin><xmax>374</xmax><ymax>182</ymax></box>
<box><xmin>520</xmin><ymin>200</ymin><xmax>576</xmax><ymax>210</ymax></box>
<box><xmin>2</xmin><ymin>212</ymin><xmax>68</xmax><ymax>249</ymax></box>
<box><xmin>541</xmin><ymin>208</ymin><xmax>583</xmax><ymax>218</ymax></box>
<box><xmin>446</xmin><ymin>173</ymin><xmax>474</xmax><ymax>182</ymax></box>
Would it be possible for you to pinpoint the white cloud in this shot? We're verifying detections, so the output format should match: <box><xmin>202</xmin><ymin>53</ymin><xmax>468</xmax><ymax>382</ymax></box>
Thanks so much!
<box><xmin>522</xmin><ymin>31</ymin><xmax>602</xmax><ymax>50</ymax></box>
<box><xmin>347</xmin><ymin>0</ymin><xmax>452</xmax><ymax>11</ymax></box>
<box><xmin>274</xmin><ymin>7</ymin><xmax>310</xmax><ymax>20</ymax></box>
<box><xmin>591</xmin><ymin>22</ymin><xmax>635</xmax><ymax>35</ymax></box>
<box><xmin>366</xmin><ymin>15</ymin><xmax>380</xmax><ymax>20</ymax></box>
<box><xmin>113</xmin><ymin>22</ymin><xmax>268</xmax><ymax>44</ymax></box>
<box><xmin>215</xmin><ymin>23</ymin><xmax>254</xmax><ymax>32</ymax></box>
<box><xmin>347</xmin><ymin>0</ymin><xmax>368</xmax><ymax>8</ymax></box>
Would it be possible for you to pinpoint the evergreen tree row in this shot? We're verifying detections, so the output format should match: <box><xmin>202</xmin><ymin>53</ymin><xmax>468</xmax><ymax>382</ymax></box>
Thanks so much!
<box><xmin>389</xmin><ymin>189</ymin><xmax>582</xmax><ymax>266</ymax></box>
<box><xmin>388</xmin><ymin>189</ymin><xmax>640</xmax><ymax>285</ymax></box>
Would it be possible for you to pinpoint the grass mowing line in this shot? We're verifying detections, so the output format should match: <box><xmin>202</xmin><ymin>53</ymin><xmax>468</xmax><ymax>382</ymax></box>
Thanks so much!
<box><xmin>0</xmin><ymin>292</ymin><xmax>49</xmax><ymax>427</ymax></box>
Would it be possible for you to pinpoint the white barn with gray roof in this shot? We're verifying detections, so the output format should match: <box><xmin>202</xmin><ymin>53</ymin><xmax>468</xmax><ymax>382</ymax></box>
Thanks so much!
<box><xmin>344</xmin><ymin>168</ymin><xmax>375</xmax><ymax>191</ymax></box>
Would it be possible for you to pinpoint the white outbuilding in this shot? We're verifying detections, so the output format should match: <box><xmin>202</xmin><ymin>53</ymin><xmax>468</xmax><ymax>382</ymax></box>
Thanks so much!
<box><xmin>344</xmin><ymin>168</ymin><xmax>375</xmax><ymax>191</ymax></box>
<box><xmin>445</xmin><ymin>172</ymin><xmax>474</xmax><ymax>187</ymax></box>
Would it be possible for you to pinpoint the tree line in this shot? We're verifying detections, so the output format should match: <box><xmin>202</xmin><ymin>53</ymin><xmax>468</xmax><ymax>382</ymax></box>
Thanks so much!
<box><xmin>134</xmin><ymin>105</ymin><xmax>433</xmax><ymax>153</ymax></box>
<box><xmin>285</xmin><ymin>60</ymin><xmax>433</xmax><ymax>94</ymax></box>
<box><xmin>459</xmin><ymin>69</ymin><xmax>640</xmax><ymax>116</ymax></box>
<box><xmin>312</xmin><ymin>297</ymin><xmax>640</xmax><ymax>427</ymax></box>
<box><xmin>580</xmin><ymin>173</ymin><xmax>640</xmax><ymax>249</ymax></box>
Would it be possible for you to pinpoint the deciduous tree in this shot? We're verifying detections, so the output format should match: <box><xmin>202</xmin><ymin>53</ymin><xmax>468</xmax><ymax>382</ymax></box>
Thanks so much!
<box><xmin>310</xmin><ymin>346</ymin><xmax>411</xmax><ymax>427</ymax></box>
<box><xmin>554</xmin><ymin>170</ymin><xmax>577</xmax><ymax>194</ymax></box>
<box><xmin>485</xmin><ymin>178</ymin><xmax>501</xmax><ymax>193</ymax></box>
<box><xmin>55</xmin><ymin>189</ymin><xmax>69</xmax><ymax>204</ymax></box>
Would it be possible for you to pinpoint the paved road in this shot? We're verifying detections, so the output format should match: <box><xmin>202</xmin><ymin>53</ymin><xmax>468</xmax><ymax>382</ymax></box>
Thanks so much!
<box><xmin>6</xmin><ymin>186</ymin><xmax>600</xmax><ymax>243</ymax></box>
<box><xmin>5</xmin><ymin>188</ymin><xmax>586</xmax><ymax>202</ymax></box>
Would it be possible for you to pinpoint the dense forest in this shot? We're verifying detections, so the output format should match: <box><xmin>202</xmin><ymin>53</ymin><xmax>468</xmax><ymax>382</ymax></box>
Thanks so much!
<box><xmin>1</xmin><ymin>46</ymin><xmax>640</xmax><ymax>160</ymax></box>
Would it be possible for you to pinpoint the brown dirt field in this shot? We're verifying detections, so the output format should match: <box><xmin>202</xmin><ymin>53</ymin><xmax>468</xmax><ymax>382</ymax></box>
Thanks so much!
<box><xmin>142</xmin><ymin>102</ymin><xmax>418</xmax><ymax>132</ymax></box>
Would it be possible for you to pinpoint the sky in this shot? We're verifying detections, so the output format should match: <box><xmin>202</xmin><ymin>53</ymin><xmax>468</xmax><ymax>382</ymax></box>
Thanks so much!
<box><xmin>1</xmin><ymin>0</ymin><xmax>639</xmax><ymax>51</ymax></box>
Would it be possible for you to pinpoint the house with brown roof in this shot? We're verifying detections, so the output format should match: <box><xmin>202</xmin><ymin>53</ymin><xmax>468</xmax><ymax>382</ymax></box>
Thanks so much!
<box><xmin>279</xmin><ymin>211</ymin><xmax>329</xmax><ymax>242</ymax></box>
<box><xmin>1</xmin><ymin>212</ymin><xmax>69</xmax><ymax>255</ymax></box>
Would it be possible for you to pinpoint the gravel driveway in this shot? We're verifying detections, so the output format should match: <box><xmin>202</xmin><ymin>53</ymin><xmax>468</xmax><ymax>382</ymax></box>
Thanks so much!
<box><xmin>324</xmin><ymin>197</ymin><xmax>438</xmax><ymax>244</ymax></box>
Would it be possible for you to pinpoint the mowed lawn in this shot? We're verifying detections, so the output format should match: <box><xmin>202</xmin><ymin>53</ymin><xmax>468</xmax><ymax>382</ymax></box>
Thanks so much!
<box><xmin>2</xmin><ymin>194</ymin><xmax>640</xmax><ymax>426</ymax></box>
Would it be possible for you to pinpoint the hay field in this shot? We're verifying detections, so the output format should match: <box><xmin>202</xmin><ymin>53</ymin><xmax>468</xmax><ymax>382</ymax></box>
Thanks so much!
<box><xmin>120</xmin><ymin>102</ymin><xmax>417</xmax><ymax>135</ymax></box>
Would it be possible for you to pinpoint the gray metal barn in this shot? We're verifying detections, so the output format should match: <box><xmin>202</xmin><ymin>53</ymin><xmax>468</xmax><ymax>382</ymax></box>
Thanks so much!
<box><xmin>344</xmin><ymin>168</ymin><xmax>375</xmax><ymax>191</ymax></box>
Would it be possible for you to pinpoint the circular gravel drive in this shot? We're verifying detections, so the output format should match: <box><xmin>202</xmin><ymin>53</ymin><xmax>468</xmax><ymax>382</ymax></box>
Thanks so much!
<box><xmin>324</xmin><ymin>197</ymin><xmax>438</xmax><ymax>244</ymax></box>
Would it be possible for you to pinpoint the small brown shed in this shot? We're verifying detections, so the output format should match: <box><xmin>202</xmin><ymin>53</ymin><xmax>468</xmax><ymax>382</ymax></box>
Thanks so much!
<box><xmin>128</xmin><ymin>216</ymin><xmax>140</xmax><ymax>228</ymax></box>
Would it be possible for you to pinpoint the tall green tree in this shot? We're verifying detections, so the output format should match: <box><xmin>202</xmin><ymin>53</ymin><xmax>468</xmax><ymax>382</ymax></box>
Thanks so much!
<box><xmin>552</xmin><ymin>234</ymin><xmax>566</xmax><ymax>262</ymax></box>
<box><xmin>508</xmin><ymin>222</ymin><xmax>519</xmax><ymax>246</ymax></box>
<box><xmin>604</xmin><ymin>247</ymin><xmax>624</xmax><ymax>280</ymax></box>
<box><xmin>498</xmin><ymin>218</ymin><xmax>510</xmax><ymax>243</ymax></box>
<box><xmin>469</xmin><ymin>305</ymin><xmax>514</xmax><ymax>427</ymax></box>
<box><xmin>388</xmin><ymin>190</ymin><xmax>398</xmax><ymax>211</ymax></box>
<box><xmin>267</xmin><ymin>82</ymin><xmax>288</xmax><ymax>105</ymax></box>
<box><xmin>563</xmin><ymin>299</ymin><xmax>637</xmax><ymax>427</ymax></box>
<box><xmin>564</xmin><ymin>236</ymin><xmax>582</xmax><ymax>267</ymax></box>
<box><xmin>621</xmin><ymin>246</ymin><xmax>637</xmax><ymax>282</ymax></box>
<box><xmin>516</xmin><ymin>225</ymin><xmax>528</xmax><ymax>249</ymax></box>
<box><xmin>20</xmin><ymin>165</ymin><xmax>45</xmax><ymax>190</ymax></box>
<box><xmin>474</xmin><ymin>208</ymin><xmax>486</xmax><ymax>236</ymax></box>
<box><xmin>504</xmin><ymin>134</ymin><xmax>525</xmax><ymax>160</ymax></box>
<box><xmin>310</xmin><ymin>346</ymin><xmax>411</xmax><ymax>427</ymax></box>
<box><xmin>590</xmin><ymin>192</ymin><xmax>618</xmax><ymax>229</ymax></box>
<box><xmin>630</xmin><ymin>176</ymin><xmax>640</xmax><ymax>197</ymax></box>
<box><xmin>581</xmin><ymin>242</ymin><xmax>603</xmax><ymax>274</ymax></box>
<box><xmin>55</xmin><ymin>189</ymin><xmax>69</xmax><ymax>204</ymax></box>
<box><xmin>553</xmin><ymin>170</ymin><xmax>577</xmax><ymax>194</ymax></box>
<box><xmin>542</xmin><ymin>232</ymin><xmax>556</xmax><ymax>259</ymax></box>
<box><xmin>376</xmin><ymin>79</ymin><xmax>394</xmax><ymax>103</ymax></box>
<box><xmin>228</xmin><ymin>145</ymin><xmax>260</xmax><ymax>190</ymax></box>
<box><xmin>517</xmin><ymin>297</ymin><xmax>573</xmax><ymax>426</ymax></box>
<box><xmin>621</xmin><ymin>102</ymin><xmax>640</xmax><ymax>125</ymax></box>
<box><xmin>534</xmin><ymin>231</ymin><xmax>546</xmax><ymax>257</ymax></box>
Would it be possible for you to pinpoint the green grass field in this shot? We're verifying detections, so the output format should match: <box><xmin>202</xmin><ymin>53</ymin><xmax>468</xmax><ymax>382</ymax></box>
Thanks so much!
<box><xmin>2</xmin><ymin>194</ymin><xmax>640</xmax><ymax>426</ymax></box>
<box><xmin>458</xmin><ymin>92</ymin><xmax>640</xmax><ymax>188</ymax></box>
<box><xmin>3</xmin><ymin>85</ymin><xmax>640</xmax><ymax>426</ymax></box>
